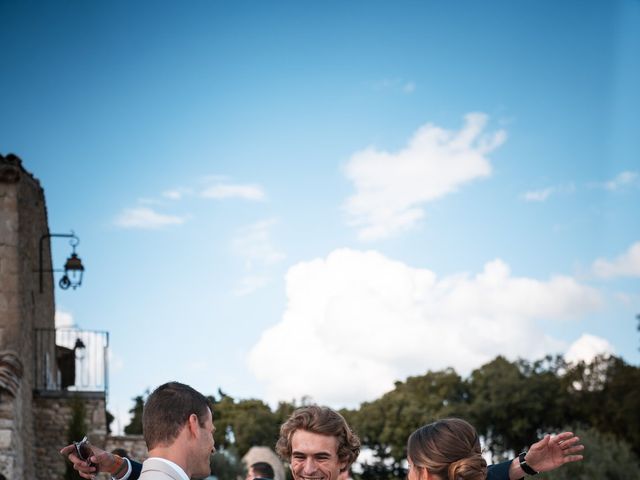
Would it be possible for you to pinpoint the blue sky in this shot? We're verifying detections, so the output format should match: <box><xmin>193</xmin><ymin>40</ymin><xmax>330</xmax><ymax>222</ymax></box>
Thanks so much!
<box><xmin>2</xmin><ymin>0</ymin><xmax>639</xmax><ymax>432</ymax></box>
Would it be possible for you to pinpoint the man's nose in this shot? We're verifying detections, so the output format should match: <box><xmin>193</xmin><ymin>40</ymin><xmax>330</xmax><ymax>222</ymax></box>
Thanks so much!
<box><xmin>303</xmin><ymin>458</ymin><xmax>317</xmax><ymax>474</ymax></box>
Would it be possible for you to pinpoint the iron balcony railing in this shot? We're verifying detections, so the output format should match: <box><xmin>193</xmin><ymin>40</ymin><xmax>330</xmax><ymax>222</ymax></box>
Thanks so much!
<box><xmin>34</xmin><ymin>328</ymin><xmax>109</xmax><ymax>393</ymax></box>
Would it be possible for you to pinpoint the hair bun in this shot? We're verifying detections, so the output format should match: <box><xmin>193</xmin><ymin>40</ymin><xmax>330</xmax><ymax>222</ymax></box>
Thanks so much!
<box><xmin>447</xmin><ymin>453</ymin><xmax>487</xmax><ymax>480</ymax></box>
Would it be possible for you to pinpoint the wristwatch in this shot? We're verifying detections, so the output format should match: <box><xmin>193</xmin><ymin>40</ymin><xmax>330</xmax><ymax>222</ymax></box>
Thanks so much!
<box><xmin>518</xmin><ymin>452</ymin><xmax>539</xmax><ymax>476</ymax></box>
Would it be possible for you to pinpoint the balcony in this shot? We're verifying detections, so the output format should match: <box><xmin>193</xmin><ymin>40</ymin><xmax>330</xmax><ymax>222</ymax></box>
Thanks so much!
<box><xmin>34</xmin><ymin>328</ymin><xmax>109</xmax><ymax>393</ymax></box>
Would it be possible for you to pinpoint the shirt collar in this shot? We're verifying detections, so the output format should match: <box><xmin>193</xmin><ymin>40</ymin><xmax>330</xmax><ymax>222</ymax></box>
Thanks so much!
<box><xmin>148</xmin><ymin>457</ymin><xmax>190</xmax><ymax>480</ymax></box>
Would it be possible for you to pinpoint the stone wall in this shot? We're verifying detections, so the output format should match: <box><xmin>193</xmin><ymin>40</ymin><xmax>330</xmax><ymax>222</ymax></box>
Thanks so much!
<box><xmin>0</xmin><ymin>153</ymin><xmax>54</xmax><ymax>479</ymax></box>
<box><xmin>105</xmin><ymin>435</ymin><xmax>148</xmax><ymax>463</ymax></box>
<box><xmin>32</xmin><ymin>391</ymin><xmax>107</xmax><ymax>480</ymax></box>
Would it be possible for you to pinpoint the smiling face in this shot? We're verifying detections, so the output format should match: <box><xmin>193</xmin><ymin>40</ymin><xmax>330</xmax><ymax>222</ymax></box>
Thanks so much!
<box><xmin>290</xmin><ymin>429</ymin><xmax>346</xmax><ymax>480</ymax></box>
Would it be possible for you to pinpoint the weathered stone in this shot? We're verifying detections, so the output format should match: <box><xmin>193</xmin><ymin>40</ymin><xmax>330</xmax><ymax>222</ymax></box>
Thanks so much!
<box><xmin>0</xmin><ymin>155</ymin><xmax>56</xmax><ymax>479</ymax></box>
<box><xmin>105</xmin><ymin>435</ymin><xmax>148</xmax><ymax>462</ymax></box>
<box><xmin>0</xmin><ymin>429</ymin><xmax>12</xmax><ymax>449</ymax></box>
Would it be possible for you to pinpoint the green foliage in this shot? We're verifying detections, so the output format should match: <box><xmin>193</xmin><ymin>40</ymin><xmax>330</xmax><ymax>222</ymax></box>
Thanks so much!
<box><xmin>124</xmin><ymin>394</ymin><xmax>146</xmax><ymax>435</ymax></box>
<box><xmin>106</xmin><ymin>409</ymin><xmax>115</xmax><ymax>435</ymax></box>
<box><xmin>212</xmin><ymin>392</ymin><xmax>296</xmax><ymax>457</ymax></box>
<box><xmin>210</xmin><ymin>448</ymin><xmax>245</xmax><ymax>480</ymax></box>
<box><xmin>544</xmin><ymin>427</ymin><xmax>640</xmax><ymax>480</ymax></box>
<box><xmin>347</xmin><ymin>368</ymin><xmax>468</xmax><ymax>470</ymax></box>
<box><xmin>468</xmin><ymin>355</ymin><xmax>567</xmax><ymax>459</ymax></box>
<box><xmin>65</xmin><ymin>396</ymin><xmax>88</xmax><ymax>480</ymax></box>
<box><xmin>349</xmin><ymin>354</ymin><xmax>639</xmax><ymax>478</ymax></box>
<box><xmin>123</xmin><ymin>354</ymin><xmax>639</xmax><ymax>480</ymax></box>
<box><xmin>563</xmin><ymin>355</ymin><xmax>640</xmax><ymax>457</ymax></box>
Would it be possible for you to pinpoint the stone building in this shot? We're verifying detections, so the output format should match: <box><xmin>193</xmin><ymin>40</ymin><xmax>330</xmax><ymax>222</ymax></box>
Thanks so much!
<box><xmin>242</xmin><ymin>446</ymin><xmax>286</xmax><ymax>480</ymax></box>
<box><xmin>0</xmin><ymin>154</ymin><xmax>108</xmax><ymax>479</ymax></box>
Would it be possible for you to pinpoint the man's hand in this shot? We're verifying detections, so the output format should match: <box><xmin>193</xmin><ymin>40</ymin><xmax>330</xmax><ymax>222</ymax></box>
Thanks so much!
<box><xmin>60</xmin><ymin>443</ymin><xmax>118</xmax><ymax>479</ymax></box>
<box><xmin>525</xmin><ymin>432</ymin><xmax>584</xmax><ymax>472</ymax></box>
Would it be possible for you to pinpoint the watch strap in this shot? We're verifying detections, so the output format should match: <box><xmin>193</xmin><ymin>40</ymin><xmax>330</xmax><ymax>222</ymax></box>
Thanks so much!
<box><xmin>518</xmin><ymin>451</ymin><xmax>538</xmax><ymax>476</ymax></box>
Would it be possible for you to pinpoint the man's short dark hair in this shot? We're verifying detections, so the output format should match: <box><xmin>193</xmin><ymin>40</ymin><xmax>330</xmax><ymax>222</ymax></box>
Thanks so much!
<box><xmin>143</xmin><ymin>381</ymin><xmax>211</xmax><ymax>450</ymax></box>
<box><xmin>251</xmin><ymin>461</ymin><xmax>275</xmax><ymax>479</ymax></box>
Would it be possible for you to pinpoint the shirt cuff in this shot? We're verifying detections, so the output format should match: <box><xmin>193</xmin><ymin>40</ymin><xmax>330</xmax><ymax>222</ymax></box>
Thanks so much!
<box><xmin>112</xmin><ymin>458</ymin><xmax>132</xmax><ymax>480</ymax></box>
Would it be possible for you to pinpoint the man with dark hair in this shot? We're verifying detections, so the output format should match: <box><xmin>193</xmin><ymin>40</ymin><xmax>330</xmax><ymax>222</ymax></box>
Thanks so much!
<box><xmin>246</xmin><ymin>461</ymin><xmax>275</xmax><ymax>480</ymax></box>
<box><xmin>64</xmin><ymin>403</ymin><xmax>581</xmax><ymax>480</ymax></box>
<box><xmin>62</xmin><ymin>381</ymin><xmax>215</xmax><ymax>480</ymax></box>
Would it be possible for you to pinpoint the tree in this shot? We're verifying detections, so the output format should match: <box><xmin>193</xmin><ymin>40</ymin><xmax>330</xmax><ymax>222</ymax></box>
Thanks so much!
<box><xmin>210</xmin><ymin>448</ymin><xmax>245</xmax><ymax>480</ymax></box>
<box><xmin>124</xmin><ymin>394</ymin><xmax>146</xmax><ymax>435</ymax></box>
<box><xmin>227</xmin><ymin>399</ymin><xmax>281</xmax><ymax>457</ymax></box>
<box><xmin>106</xmin><ymin>409</ymin><xmax>115</xmax><ymax>435</ymax></box>
<box><xmin>467</xmin><ymin>355</ymin><xmax>566</xmax><ymax>459</ymax></box>
<box><xmin>544</xmin><ymin>427</ymin><xmax>640</xmax><ymax>480</ymax></box>
<box><xmin>65</xmin><ymin>396</ymin><xmax>88</xmax><ymax>480</ymax></box>
<box><xmin>564</xmin><ymin>355</ymin><xmax>640</xmax><ymax>457</ymax></box>
<box><xmin>348</xmin><ymin>368</ymin><xmax>468</xmax><ymax>478</ymax></box>
<box><xmin>211</xmin><ymin>392</ymin><xmax>294</xmax><ymax>457</ymax></box>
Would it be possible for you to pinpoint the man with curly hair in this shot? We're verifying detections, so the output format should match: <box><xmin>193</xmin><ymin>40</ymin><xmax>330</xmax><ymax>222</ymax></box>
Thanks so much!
<box><xmin>275</xmin><ymin>405</ymin><xmax>360</xmax><ymax>480</ymax></box>
<box><xmin>63</xmin><ymin>404</ymin><xmax>581</xmax><ymax>480</ymax></box>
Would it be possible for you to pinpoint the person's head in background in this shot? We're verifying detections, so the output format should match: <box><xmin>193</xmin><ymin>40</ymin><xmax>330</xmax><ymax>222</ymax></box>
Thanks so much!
<box><xmin>407</xmin><ymin>418</ymin><xmax>487</xmax><ymax>480</ymax></box>
<box><xmin>111</xmin><ymin>448</ymin><xmax>129</xmax><ymax>459</ymax></box>
<box><xmin>247</xmin><ymin>461</ymin><xmax>275</xmax><ymax>480</ymax></box>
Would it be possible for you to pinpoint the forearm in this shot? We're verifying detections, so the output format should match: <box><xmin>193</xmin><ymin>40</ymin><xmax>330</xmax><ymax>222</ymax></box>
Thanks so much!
<box><xmin>507</xmin><ymin>456</ymin><xmax>526</xmax><ymax>480</ymax></box>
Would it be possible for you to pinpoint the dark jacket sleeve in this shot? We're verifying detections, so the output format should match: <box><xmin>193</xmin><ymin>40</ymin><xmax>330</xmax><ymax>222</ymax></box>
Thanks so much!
<box><xmin>487</xmin><ymin>459</ymin><xmax>514</xmax><ymax>480</ymax></box>
<box><xmin>128</xmin><ymin>459</ymin><xmax>142</xmax><ymax>480</ymax></box>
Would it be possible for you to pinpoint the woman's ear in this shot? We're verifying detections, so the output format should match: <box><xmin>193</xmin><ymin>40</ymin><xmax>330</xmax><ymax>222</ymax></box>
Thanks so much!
<box><xmin>416</xmin><ymin>466</ymin><xmax>431</xmax><ymax>480</ymax></box>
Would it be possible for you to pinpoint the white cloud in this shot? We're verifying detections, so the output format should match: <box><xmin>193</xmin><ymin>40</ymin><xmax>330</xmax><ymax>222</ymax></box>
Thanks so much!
<box><xmin>232</xmin><ymin>219</ymin><xmax>285</xmax><ymax>268</ymax></box>
<box><xmin>603</xmin><ymin>171</ymin><xmax>638</xmax><ymax>191</ymax></box>
<box><xmin>231</xmin><ymin>219</ymin><xmax>285</xmax><ymax>295</ymax></box>
<box><xmin>522</xmin><ymin>188</ymin><xmax>553</xmax><ymax>202</ymax></box>
<box><xmin>55</xmin><ymin>310</ymin><xmax>75</xmax><ymax>328</ymax></box>
<box><xmin>343</xmin><ymin>113</ymin><xmax>507</xmax><ymax>241</ymax></box>
<box><xmin>114</xmin><ymin>207</ymin><xmax>186</xmax><ymax>229</ymax></box>
<box><xmin>248</xmin><ymin>248</ymin><xmax>601</xmax><ymax>406</ymax></box>
<box><xmin>564</xmin><ymin>334</ymin><xmax>614</xmax><ymax>364</ymax></box>
<box><xmin>201</xmin><ymin>183</ymin><xmax>265</xmax><ymax>201</ymax></box>
<box><xmin>372</xmin><ymin>78</ymin><xmax>416</xmax><ymax>94</ymax></box>
<box><xmin>162</xmin><ymin>188</ymin><xmax>192</xmax><ymax>200</ymax></box>
<box><xmin>163</xmin><ymin>190</ymin><xmax>182</xmax><ymax>200</ymax></box>
<box><xmin>521</xmin><ymin>183</ymin><xmax>575</xmax><ymax>202</ymax></box>
<box><xmin>233</xmin><ymin>275</ymin><xmax>271</xmax><ymax>296</ymax></box>
<box><xmin>592</xmin><ymin>241</ymin><xmax>640</xmax><ymax>278</ymax></box>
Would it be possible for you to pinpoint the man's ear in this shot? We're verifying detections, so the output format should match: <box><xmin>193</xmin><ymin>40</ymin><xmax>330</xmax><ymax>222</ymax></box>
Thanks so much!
<box><xmin>188</xmin><ymin>413</ymin><xmax>200</xmax><ymax>437</ymax></box>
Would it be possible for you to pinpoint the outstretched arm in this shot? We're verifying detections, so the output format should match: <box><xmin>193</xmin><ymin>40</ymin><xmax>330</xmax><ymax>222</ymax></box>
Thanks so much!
<box><xmin>508</xmin><ymin>432</ymin><xmax>584</xmax><ymax>479</ymax></box>
<box><xmin>60</xmin><ymin>443</ymin><xmax>141</xmax><ymax>480</ymax></box>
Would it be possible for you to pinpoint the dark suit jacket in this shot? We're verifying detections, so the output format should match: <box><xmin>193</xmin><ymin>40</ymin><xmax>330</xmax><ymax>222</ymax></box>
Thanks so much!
<box><xmin>126</xmin><ymin>458</ymin><xmax>513</xmax><ymax>480</ymax></box>
<box><xmin>487</xmin><ymin>459</ymin><xmax>512</xmax><ymax>480</ymax></box>
<box><xmin>131</xmin><ymin>459</ymin><xmax>142</xmax><ymax>478</ymax></box>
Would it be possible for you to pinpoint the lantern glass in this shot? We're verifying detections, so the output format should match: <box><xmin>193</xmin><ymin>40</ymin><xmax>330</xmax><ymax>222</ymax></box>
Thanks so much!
<box><xmin>64</xmin><ymin>253</ymin><xmax>84</xmax><ymax>288</ymax></box>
